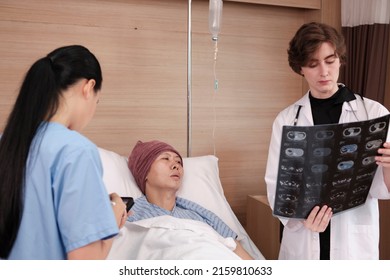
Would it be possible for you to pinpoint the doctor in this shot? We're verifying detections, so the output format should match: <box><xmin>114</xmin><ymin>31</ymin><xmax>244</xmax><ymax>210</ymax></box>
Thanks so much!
<box><xmin>265</xmin><ymin>22</ymin><xmax>390</xmax><ymax>259</ymax></box>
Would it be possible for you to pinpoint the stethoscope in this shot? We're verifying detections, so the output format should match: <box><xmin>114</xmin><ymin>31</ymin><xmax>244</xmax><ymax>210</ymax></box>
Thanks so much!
<box><xmin>293</xmin><ymin>92</ymin><xmax>369</xmax><ymax>126</ymax></box>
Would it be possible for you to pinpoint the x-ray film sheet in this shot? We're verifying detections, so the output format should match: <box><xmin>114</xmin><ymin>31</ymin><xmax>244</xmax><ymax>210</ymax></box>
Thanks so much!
<box><xmin>273</xmin><ymin>114</ymin><xmax>390</xmax><ymax>219</ymax></box>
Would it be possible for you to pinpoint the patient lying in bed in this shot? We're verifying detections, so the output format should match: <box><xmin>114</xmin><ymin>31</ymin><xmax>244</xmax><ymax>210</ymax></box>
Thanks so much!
<box><xmin>109</xmin><ymin>140</ymin><xmax>254</xmax><ymax>260</ymax></box>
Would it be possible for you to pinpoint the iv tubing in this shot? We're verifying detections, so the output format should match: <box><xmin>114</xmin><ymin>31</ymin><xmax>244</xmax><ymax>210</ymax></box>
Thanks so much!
<box><xmin>212</xmin><ymin>40</ymin><xmax>218</xmax><ymax>155</ymax></box>
<box><xmin>187</xmin><ymin>0</ymin><xmax>192</xmax><ymax>157</ymax></box>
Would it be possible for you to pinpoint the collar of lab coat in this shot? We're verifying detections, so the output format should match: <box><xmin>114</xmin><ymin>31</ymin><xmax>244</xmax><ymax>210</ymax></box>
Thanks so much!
<box><xmin>294</xmin><ymin>83</ymin><xmax>360</xmax><ymax>125</ymax></box>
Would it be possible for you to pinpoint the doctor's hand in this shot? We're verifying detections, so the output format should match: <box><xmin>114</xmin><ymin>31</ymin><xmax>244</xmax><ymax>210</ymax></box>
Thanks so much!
<box><xmin>376</xmin><ymin>142</ymin><xmax>390</xmax><ymax>168</ymax></box>
<box><xmin>376</xmin><ymin>142</ymin><xmax>390</xmax><ymax>191</ymax></box>
<box><xmin>303</xmin><ymin>205</ymin><xmax>332</xmax><ymax>232</ymax></box>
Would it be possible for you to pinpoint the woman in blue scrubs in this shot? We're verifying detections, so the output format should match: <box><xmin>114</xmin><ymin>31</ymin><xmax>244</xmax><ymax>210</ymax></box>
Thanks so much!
<box><xmin>0</xmin><ymin>45</ymin><xmax>127</xmax><ymax>259</ymax></box>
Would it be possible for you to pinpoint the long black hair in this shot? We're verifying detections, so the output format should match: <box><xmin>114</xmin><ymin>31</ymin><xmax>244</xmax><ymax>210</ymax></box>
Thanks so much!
<box><xmin>0</xmin><ymin>45</ymin><xmax>102</xmax><ymax>259</ymax></box>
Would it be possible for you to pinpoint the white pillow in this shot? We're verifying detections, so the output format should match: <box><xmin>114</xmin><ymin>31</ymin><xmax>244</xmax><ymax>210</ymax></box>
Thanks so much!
<box><xmin>98</xmin><ymin>147</ymin><xmax>225</xmax><ymax>203</ymax></box>
<box><xmin>98</xmin><ymin>148</ymin><xmax>142</xmax><ymax>198</ymax></box>
<box><xmin>98</xmin><ymin>147</ymin><xmax>264</xmax><ymax>259</ymax></box>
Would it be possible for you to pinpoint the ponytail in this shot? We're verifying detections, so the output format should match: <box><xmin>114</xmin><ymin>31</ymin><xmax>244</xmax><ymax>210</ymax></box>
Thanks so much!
<box><xmin>0</xmin><ymin>45</ymin><xmax>102</xmax><ymax>258</ymax></box>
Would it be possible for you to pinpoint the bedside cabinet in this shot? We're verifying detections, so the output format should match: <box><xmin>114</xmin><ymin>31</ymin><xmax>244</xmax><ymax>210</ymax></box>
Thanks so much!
<box><xmin>246</xmin><ymin>195</ymin><xmax>280</xmax><ymax>260</ymax></box>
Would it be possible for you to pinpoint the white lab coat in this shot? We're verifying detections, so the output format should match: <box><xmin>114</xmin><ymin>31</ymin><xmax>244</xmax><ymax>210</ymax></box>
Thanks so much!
<box><xmin>265</xmin><ymin>88</ymin><xmax>390</xmax><ymax>259</ymax></box>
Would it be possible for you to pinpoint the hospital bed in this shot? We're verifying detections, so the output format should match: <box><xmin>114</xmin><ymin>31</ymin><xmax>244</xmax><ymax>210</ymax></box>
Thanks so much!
<box><xmin>98</xmin><ymin>147</ymin><xmax>265</xmax><ymax>260</ymax></box>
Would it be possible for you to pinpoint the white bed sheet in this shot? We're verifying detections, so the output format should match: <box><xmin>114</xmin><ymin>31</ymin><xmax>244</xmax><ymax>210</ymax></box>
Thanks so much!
<box><xmin>107</xmin><ymin>215</ymin><xmax>241</xmax><ymax>260</ymax></box>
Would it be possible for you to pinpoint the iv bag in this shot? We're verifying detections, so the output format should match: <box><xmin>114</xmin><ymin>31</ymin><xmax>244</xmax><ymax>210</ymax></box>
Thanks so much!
<box><xmin>209</xmin><ymin>0</ymin><xmax>223</xmax><ymax>41</ymax></box>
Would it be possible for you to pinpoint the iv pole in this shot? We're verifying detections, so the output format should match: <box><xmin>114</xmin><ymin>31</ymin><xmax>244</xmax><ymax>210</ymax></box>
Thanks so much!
<box><xmin>187</xmin><ymin>0</ymin><xmax>192</xmax><ymax>157</ymax></box>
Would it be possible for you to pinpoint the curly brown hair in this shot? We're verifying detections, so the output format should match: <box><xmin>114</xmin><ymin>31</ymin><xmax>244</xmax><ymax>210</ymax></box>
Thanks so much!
<box><xmin>287</xmin><ymin>22</ymin><xmax>346</xmax><ymax>75</ymax></box>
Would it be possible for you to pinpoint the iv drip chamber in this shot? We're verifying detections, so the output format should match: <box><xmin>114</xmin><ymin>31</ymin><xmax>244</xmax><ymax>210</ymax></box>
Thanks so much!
<box><xmin>209</xmin><ymin>0</ymin><xmax>223</xmax><ymax>41</ymax></box>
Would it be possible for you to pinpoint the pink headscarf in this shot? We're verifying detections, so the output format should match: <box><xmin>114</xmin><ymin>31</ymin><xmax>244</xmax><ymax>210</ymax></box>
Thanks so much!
<box><xmin>128</xmin><ymin>140</ymin><xmax>183</xmax><ymax>194</ymax></box>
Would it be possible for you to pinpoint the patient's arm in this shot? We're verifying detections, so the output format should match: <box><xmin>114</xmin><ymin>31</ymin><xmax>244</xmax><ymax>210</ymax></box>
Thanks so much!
<box><xmin>234</xmin><ymin>240</ymin><xmax>254</xmax><ymax>260</ymax></box>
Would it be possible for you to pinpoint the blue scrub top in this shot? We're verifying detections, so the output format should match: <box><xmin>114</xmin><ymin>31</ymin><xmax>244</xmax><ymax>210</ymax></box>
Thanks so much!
<box><xmin>8</xmin><ymin>122</ymin><xmax>118</xmax><ymax>259</ymax></box>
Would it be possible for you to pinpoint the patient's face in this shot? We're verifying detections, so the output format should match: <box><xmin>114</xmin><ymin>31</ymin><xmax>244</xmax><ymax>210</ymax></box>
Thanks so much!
<box><xmin>146</xmin><ymin>151</ymin><xmax>183</xmax><ymax>193</ymax></box>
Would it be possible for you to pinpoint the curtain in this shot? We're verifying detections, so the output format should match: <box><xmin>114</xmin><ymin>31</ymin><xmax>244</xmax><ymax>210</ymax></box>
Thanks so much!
<box><xmin>341</xmin><ymin>0</ymin><xmax>390</xmax><ymax>103</ymax></box>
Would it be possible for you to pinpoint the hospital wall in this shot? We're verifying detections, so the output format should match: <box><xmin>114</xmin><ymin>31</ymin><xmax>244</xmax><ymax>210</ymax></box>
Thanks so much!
<box><xmin>0</xmin><ymin>0</ymin><xmax>389</xmax><ymax>259</ymax></box>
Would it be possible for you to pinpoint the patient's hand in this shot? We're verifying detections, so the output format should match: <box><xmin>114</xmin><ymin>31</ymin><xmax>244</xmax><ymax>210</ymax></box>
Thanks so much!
<box><xmin>234</xmin><ymin>240</ymin><xmax>254</xmax><ymax>260</ymax></box>
<box><xmin>303</xmin><ymin>205</ymin><xmax>332</xmax><ymax>232</ymax></box>
<box><xmin>126</xmin><ymin>210</ymin><xmax>134</xmax><ymax>217</ymax></box>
